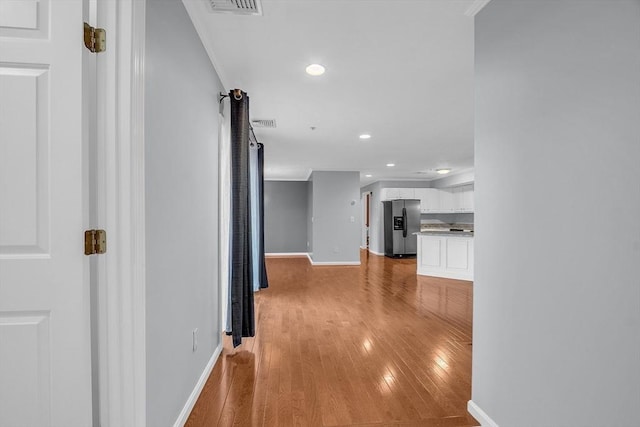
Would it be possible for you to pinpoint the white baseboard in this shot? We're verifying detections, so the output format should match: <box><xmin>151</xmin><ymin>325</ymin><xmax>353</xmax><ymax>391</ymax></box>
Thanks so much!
<box><xmin>306</xmin><ymin>253</ymin><xmax>360</xmax><ymax>266</ymax></box>
<box><xmin>468</xmin><ymin>400</ymin><xmax>499</xmax><ymax>427</ymax></box>
<box><xmin>173</xmin><ymin>343</ymin><xmax>223</xmax><ymax>427</ymax></box>
<box><xmin>311</xmin><ymin>261</ymin><xmax>361</xmax><ymax>266</ymax></box>
<box><xmin>368</xmin><ymin>249</ymin><xmax>384</xmax><ymax>256</ymax></box>
<box><xmin>417</xmin><ymin>269</ymin><xmax>473</xmax><ymax>282</ymax></box>
<box><xmin>265</xmin><ymin>252</ymin><xmax>308</xmax><ymax>258</ymax></box>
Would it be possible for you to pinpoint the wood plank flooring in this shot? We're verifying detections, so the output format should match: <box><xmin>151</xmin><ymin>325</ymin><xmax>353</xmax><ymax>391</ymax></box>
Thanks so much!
<box><xmin>186</xmin><ymin>251</ymin><xmax>477</xmax><ymax>427</ymax></box>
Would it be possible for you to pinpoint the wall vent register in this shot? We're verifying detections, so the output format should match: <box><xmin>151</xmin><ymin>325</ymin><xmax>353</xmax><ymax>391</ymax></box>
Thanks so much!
<box><xmin>205</xmin><ymin>0</ymin><xmax>263</xmax><ymax>16</ymax></box>
<box><xmin>251</xmin><ymin>119</ymin><xmax>276</xmax><ymax>128</ymax></box>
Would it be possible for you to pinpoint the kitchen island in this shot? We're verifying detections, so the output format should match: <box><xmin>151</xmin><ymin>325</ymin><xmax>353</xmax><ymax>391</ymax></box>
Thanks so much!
<box><xmin>416</xmin><ymin>231</ymin><xmax>474</xmax><ymax>281</ymax></box>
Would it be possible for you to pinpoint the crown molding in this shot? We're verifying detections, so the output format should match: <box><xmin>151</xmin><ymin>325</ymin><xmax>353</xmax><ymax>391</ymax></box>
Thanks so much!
<box><xmin>464</xmin><ymin>0</ymin><xmax>492</xmax><ymax>17</ymax></box>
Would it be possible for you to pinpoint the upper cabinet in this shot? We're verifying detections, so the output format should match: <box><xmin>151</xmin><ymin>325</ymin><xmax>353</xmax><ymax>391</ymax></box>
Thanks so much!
<box><xmin>397</xmin><ymin>188</ymin><xmax>415</xmax><ymax>199</ymax></box>
<box><xmin>439</xmin><ymin>185</ymin><xmax>474</xmax><ymax>213</ymax></box>
<box><xmin>380</xmin><ymin>188</ymin><xmax>399</xmax><ymax>200</ymax></box>
<box><xmin>380</xmin><ymin>185</ymin><xmax>474</xmax><ymax>213</ymax></box>
<box><xmin>451</xmin><ymin>184</ymin><xmax>474</xmax><ymax>212</ymax></box>
<box><xmin>439</xmin><ymin>189</ymin><xmax>455</xmax><ymax>212</ymax></box>
<box><xmin>380</xmin><ymin>187</ymin><xmax>416</xmax><ymax>201</ymax></box>
<box><xmin>415</xmin><ymin>188</ymin><xmax>440</xmax><ymax>213</ymax></box>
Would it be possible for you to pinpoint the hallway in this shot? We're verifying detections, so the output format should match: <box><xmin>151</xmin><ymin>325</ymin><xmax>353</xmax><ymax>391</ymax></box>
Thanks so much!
<box><xmin>186</xmin><ymin>252</ymin><xmax>476</xmax><ymax>426</ymax></box>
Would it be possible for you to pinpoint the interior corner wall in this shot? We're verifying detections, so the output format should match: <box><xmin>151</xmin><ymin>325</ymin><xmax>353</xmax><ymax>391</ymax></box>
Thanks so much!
<box><xmin>310</xmin><ymin>171</ymin><xmax>361</xmax><ymax>263</ymax></box>
<box><xmin>264</xmin><ymin>181</ymin><xmax>308</xmax><ymax>253</ymax></box>
<box><xmin>473</xmin><ymin>1</ymin><xmax>640</xmax><ymax>426</ymax></box>
<box><xmin>145</xmin><ymin>0</ymin><xmax>222</xmax><ymax>425</ymax></box>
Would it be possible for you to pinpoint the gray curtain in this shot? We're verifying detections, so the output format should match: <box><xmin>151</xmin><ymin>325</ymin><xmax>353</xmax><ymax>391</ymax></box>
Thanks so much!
<box><xmin>249</xmin><ymin>137</ymin><xmax>269</xmax><ymax>291</ymax></box>
<box><xmin>229</xmin><ymin>90</ymin><xmax>255</xmax><ymax>347</ymax></box>
<box><xmin>257</xmin><ymin>143</ymin><xmax>269</xmax><ymax>289</ymax></box>
<box><xmin>250</xmin><ymin>142</ymin><xmax>260</xmax><ymax>292</ymax></box>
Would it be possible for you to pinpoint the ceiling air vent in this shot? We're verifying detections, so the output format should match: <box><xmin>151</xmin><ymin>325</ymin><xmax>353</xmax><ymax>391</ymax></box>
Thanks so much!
<box><xmin>251</xmin><ymin>119</ymin><xmax>276</xmax><ymax>128</ymax></box>
<box><xmin>205</xmin><ymin>0</ymin><xmax>263</xmax><ymax>16</ymax></box>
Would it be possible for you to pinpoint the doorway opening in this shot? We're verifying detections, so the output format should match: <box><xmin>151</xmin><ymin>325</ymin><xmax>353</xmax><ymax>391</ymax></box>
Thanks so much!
<box><xmin>361</xmin><ymin>191</ymin><xmax>372</xmax><ymax>249</ymax></box>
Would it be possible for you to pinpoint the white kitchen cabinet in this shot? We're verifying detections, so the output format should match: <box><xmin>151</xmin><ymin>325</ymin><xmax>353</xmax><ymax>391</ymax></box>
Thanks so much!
<box><xmin>414</xmin><ymin>188</ymin><xmax>426</xmax><ymax>210</ymax></box>
<box><xmin>417</xmin><ymin>233</ymin><xmax>474</xmax><ymax>280</ymax></box>
<box><xmin>416</xmin><ymin>188</ymin><xmax>440</xmax><ymax>213</ymax></box>
<box><xmin>438</xmin><ymin>189</ymin><xmax>455</xmax><ymax>212</ymax></box>
<box><xmin>397</xmin><ymin>188</ymin><xmax>415</xmax><ymax>199</ymax></box>
<box><xmin>463</xmin><ymin>185</ymin><xmax>474</xmax><ymax>212</ymax></box>
<box><xmin>380</xmin><ymin>188</ymin><xmax>397</xmax><ymax>200</ymax></box>
<box><xmin>382</xmin><ymin>186</ymin><xmax>473</xmax><ymax>212</ymax></box>
<box><xmin>380</xmin><ymin>187</ymin><xmax>417</xmax><ymax>201</ymax></box>
<box><xmin>451</xmin><ymin>184</ymin><xmax>474</xmax><ymax>212</ymax></box>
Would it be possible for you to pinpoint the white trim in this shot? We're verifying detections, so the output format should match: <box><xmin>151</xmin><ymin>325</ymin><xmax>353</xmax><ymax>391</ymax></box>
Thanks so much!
<box><xmin>468</xmin><ymin>400</ymin><xmax>499</xmax><ymax>427</ymax></box>
<box><xmin>173</xmin><ymin>344</ymin><xmax>223</xmax><ymax>427</ymax></box>
<box><xmin>97</xmin><ymin>0</ymin><xmax>146</xmax><ymax>425</ymax></box>
<box><xmin>304</xmin><ymin>169</ymin><xmax>313</xmax><ymax>181</ymax></box>
<box><xmin>306</xmin><ymin>252</ymin><xmax>361</xmax><ymax>266</ymax></box>
<box><xmin>310</xmin><ymin>261</ymin><xmax>361</xmax><ymax>266</ymax></box>
<box><xmin>264</xmin><ymin>176</ymin><xmax>312</xmax><ymax>182</ymax></box>
<box><xmin>417</xmin><ymin>270</ymin><xmax>473</xmax><ymax>281</ymax></box>
<box><xmin>266</xmin><ymin>252</ymin><xmax>308</xmax><ymax>258</ymax></box>
<box><xmin>464</xmin><ymin>0</ymin><xmax>492</xmax><ymax>16</ymax></box>
<box><xmin>128</xmin><ymin>1</ymin><xmax>147</xmax><ymax>424</ymax></box>
<box><xmin>368</xmin><ymin>249</ymin><xmax>385</xmax><ymax>256</ymax></box>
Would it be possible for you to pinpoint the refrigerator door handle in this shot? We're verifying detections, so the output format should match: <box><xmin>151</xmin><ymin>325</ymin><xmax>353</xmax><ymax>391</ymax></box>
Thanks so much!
<box><xmin>402</xmin><ymin>207</ymin><xmax>407</xmax><ymax>238</ymax></box>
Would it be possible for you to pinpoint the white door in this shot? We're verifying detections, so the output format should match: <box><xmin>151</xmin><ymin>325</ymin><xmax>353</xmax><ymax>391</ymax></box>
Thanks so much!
<box><xmin>0</xmin><ymin>1</ymin><xmax>92</xmax><ymax>426</ymax></box>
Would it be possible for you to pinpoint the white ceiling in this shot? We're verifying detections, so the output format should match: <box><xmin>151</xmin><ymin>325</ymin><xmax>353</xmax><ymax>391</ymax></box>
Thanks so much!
<box><xmin>184</xmin><ymin>0</ymin><xmax>479</xmax><ymax>185</ymax></box>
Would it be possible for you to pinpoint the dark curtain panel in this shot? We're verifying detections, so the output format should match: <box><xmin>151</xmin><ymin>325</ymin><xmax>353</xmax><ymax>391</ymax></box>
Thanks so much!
<box><xmin>257</xmin><ymin>143</ymin><xmax>269</xmax><ymax>289</ymax></box>
<box><xmin>229</xmin><ymin>90</ymin><xmax>255</xmax><ymax>347</ymax></box>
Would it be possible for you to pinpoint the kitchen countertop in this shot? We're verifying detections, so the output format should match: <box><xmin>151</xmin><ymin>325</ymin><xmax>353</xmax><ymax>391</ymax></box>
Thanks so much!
<box><xmin>415</xmin><ymin>231</ymin><xmax>474</xmax><ymax>237</ymax></box>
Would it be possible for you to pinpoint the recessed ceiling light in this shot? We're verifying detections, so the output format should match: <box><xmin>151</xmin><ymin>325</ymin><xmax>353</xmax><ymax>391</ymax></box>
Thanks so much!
<box><xmin>386</xmin><ymin>163</ymin><xmax>395</xmax><ymax>167</ymax></box>
<box><xmin>305</xmin><ymin>63</ymin><xmax>325</xmax><ymax>76</ymax></box>
<box><xmin>365</xmin><ymin>174</ymin><xmax>372</xmax><ymax>178</ymax></box>
<box><xmin>359</xmin><ymin>134</ymin><xmax>371</xmax><ymax>140</ymax></box>
<box><xmin>436</xmin><ymin>168</ymin><xmax>451</xmax><ymax>175</ymax></box>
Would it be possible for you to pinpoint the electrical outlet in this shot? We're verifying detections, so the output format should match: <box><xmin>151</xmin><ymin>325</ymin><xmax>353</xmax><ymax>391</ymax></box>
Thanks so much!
<box><xmin>192</xmin><ymin>328</ymin><xmax>198</xmax><ymax>352</ymax></box>
<box><xmin>350</xmin><ymin>216</ymin><xmax>355</xmax><ymax>223</ymax></box>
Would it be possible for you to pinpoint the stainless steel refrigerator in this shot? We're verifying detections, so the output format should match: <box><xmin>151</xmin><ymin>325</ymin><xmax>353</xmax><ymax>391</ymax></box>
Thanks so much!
<box><xmin>382</xmin><ymin>199</ymin><xmax>420</xmax><ymax>257</ymax></box>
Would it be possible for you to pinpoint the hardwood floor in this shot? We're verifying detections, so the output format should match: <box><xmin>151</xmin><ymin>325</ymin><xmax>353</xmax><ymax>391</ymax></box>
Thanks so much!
<box><xmin>186</xmin><ymin>251</ymin><xmax>477</xmax><ymax>427</ymax></box>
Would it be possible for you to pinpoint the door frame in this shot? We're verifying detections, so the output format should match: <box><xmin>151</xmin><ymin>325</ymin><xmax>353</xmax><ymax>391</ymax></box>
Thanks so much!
<box><xmin>361</xmin><ymin>191</ymin><xmax>372</xmax><ymax>249</ymax></box>
<box><xmin>95</xmin><ymin>0</ymin><xmax>146</xmax><ymax>425</ymax></box>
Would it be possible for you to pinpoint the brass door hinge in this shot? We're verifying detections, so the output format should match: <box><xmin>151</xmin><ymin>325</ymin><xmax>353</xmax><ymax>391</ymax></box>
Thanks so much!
<box><xmin>84</xmin><ymin>22</ymin><xmax>106</xmax><ymax>53</ymax></box>
<box><xmin>85</xmin><ymin>229</ymin><xmax>107</xmax><ymax>255</ymax></box>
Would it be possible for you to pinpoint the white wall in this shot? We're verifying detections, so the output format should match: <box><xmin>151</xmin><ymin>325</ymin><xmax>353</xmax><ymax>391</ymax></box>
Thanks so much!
<box><xmin>473</xmin><ymin>1</ymin><xmax>640</xmax><ymax>425</ymax></box>
<box><xmin>310</xmin><ymin>171</ymin><xmax>361</xmax><ymax>263</ymax></box>
<box><xmin>145</xmin><ymin>0</ymin><xmax>223</xmax><ymax>425</ymax></box>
